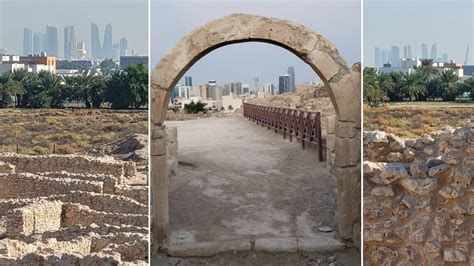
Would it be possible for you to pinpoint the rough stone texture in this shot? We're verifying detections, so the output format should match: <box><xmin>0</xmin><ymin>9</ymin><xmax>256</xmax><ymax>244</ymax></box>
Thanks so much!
<box><xmin>0</xmin><ymin>154</ymin><xmax>148</xmax><ymax>264</ymax></box>
<box><xmin>364</xmin><ymin>120</ymin><xmax>474</xmax><ymax>265</ymax></box>
<box><xmin>151</xmin><ymin>13</ymin><xmax>361</xmax><ymax>247</ymax></box>
<box><xmin>166</xmin><ymin>126</ymin><xmax>178</xmax><ymax>177</ymax></box>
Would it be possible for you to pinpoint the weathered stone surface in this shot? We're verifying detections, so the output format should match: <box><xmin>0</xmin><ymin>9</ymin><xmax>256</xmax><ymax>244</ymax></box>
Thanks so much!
<box><xmin>380</xmin><ymin>163</ymin><xmax>409</xmax><ymax>184</ymax></box>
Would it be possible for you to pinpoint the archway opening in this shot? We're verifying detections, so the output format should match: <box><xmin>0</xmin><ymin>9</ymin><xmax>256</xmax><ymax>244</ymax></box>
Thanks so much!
<box><xmin>164</xmin><ymin>42</ymin><xmax>338</xmax><ymax>249</ymax></box>
<box><xmin>151</xmin><ymin>14</ymin><xmax>361</xmax><ymax>254</ymax></box>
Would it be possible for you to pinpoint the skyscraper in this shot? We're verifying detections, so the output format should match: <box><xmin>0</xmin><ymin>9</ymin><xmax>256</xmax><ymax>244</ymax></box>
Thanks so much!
<box><xmin>390</xmin><ymin>45</ymin><xmax>400</xmax><ymax>66</ymax></box>
<box><xmin>254</xmin><ymin>75</ymin><xmax>259</xmax><ymax>92</ymax></box>
<box><xmin>64</xmin><ymin>25</ymin><xmax>77</xmax><ymax>59</ymax></box>
<box><xmin>287</xmin><ymin>67</ymin><xmax>295</xmax><ymax>92</ymax></box>
<box><xmin>442</xmin><ymin>53</ymin><xmax>448</xmax><ymax>62</ymax></box>
<box><xmin>119</xmin><ymin>37</ymin><xmax>128</xmax><ymax>56</ymax></box>
<box><xmin>421</xmin><ymin>43</ymin><xmax>428</xmax><ymax>59</ymax></box>
<box><xmin>403</xmin><ymin>45</ymin><xmax>412</xmax><ymax>59</ymax></box>
<box><xmin>103</xmin><ymin>23</ymin><xmax>113</xmax><ymax>59</ymax></box>
<box><xmin>374</xmin><ymin>47</ymin><xmax>381</xmax><ymax>66</ymax></box>
<box><xmin>381</xmin><ymin>49</ymin><xmax>389</xmax><ymax>65</ymax></box>
<box><xmin>33</xmin><ymin>33</ymin><xmax>44</xmax><ymax>55</ymax></box>
<box><xmin>91</xmin><ymin>22</ymin><xmax>102</xmax><ymax>59</ymax></box>
<box><xmin>45</xmin><ymin>26</ymin><xmax>58</xmax><ymax>56</ymax></box>
<box><xmin>430</xmin><ymin>44</ymin><xmax>437</xmax><ymax>60</ymax></box>
<box><xmin>185</xmin><ymin>76</ymin><xmax>192</xmax><ymax>86</ymax></box>
<box><xmin>230</xmin><ymin>81</ymin><xmax>242</xmax><ymax>95</ymax></box>
<box><xmin>278</xmin><ymin>74</ymin><xmax>290</xmax><ymax>94</ymax></box>
<box><xmin>23</xmin><ymin>28</ymin><xmax>33</xmax><ymax>56</ymax></box>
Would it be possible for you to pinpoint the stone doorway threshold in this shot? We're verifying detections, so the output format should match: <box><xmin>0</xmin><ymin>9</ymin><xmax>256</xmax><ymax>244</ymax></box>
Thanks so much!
<box><xmin>168</xmin><ymin>234</ymin><xmax>345</xmax><ymax>257</ymax></box>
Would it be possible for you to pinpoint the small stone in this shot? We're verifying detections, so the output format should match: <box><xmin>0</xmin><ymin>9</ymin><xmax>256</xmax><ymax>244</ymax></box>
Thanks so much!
<box><xmin>443</xmin><ymin>249</ymin><xmax>466</xmax><ymax>262</ymax></box>
<box><xmin>428</xmin><ymin>164</ymin><xmax>450</xmax><ymax>177</ymax></box>
<box><xmin>318</xmin><ymin>226</ymin><xmax>333</xmax><ymax>233</ymax></box>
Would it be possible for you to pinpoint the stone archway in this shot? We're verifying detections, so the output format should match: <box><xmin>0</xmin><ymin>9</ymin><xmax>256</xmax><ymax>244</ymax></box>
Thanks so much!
<box><xmin>151</xmin><ymin>13</ymin><xmax>361</xmax><ymax>247</ymax></box>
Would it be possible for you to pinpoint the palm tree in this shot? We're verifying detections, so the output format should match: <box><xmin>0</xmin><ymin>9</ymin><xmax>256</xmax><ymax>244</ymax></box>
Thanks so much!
<box><xmin>415</xmin><ymin>59</ymin><xmax>438</xmax><ymax>78</ymax></box>
<box><xmin>363</xmin><ymin>67</ymin><xmax>387</xmax><ymax>107</ymax></box>
<box><xmin>0</xmin><ymin>73</ymin><xmax>25</xmax><ymax>108</ymax></box>
<box><xmin>458</xmin><ymin>76</ymin><xmax>474</xmax><ymax>100</ymax></box>
<box><xmin>388</xmin><ymin>72</ymin><xmax>405</xmax><ymax>101</ymax></box>
<box><xmin>402</xmin><ymin>72</ymin><xmax>427</xmax><ymax>101</ymax></box>
<box><xmin>435</xmin><ymin>70</ymin><xmax>459</xmax><ymax>101</ymax></box>
<box><xmin>37</xmin><ymin>71</ymin><xmax>65</xmax><ymax>108</ymax></box>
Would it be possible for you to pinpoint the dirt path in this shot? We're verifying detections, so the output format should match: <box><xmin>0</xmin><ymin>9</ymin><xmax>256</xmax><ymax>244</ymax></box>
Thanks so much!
<box><xmin>165</xmin><ymin>116</ymin><xmax>337</xmax><ymax>244</ymax></box>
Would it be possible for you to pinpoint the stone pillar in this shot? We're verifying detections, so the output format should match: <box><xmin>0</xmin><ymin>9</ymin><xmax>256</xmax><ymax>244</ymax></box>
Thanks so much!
<box><xmin>326</xmin><ymin>115</ymin><xmax>336</xmax><ymax>169</ymax></box>
<box><xmin>151</xmin><ymin>124</ymin><xmax>169</xmax><ymax>245</ymax></box>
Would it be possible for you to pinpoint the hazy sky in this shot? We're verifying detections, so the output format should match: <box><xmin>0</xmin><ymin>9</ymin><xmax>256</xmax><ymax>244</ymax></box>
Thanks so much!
<box><xmin>0</xmin><ymin>0</ymin><xmax>148</xmax><ymax>57</ymax></box>
<box><xmin>151</xmin><ymin>0</ymin><xmax>361</xmax><ymax>87</ymax></box>
<box><xmin>364</xmin><ymin>0</ymin><xmax>474</xmax><ymax>66</ymax></box>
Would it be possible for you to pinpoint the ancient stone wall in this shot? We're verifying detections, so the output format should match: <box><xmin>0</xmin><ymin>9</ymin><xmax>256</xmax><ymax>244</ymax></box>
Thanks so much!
<box><xmin>0</xmin><ymin>162</ymin><xmax>14</xmax><ymax>174</ymax></box>
<box><xmin>0</xmin><ymin>153</ymin><xmax>134</xmax><ymax>178</ymax></box>
<box><xmin>363</xmin><ymin>120</ymin><xmax>473</xmax><ymax>265</ymax></box>
<box><xmin>166</xmin><ymin>126</ymin><xmax>178</xmax><ymax>177</ymax></box>
<box><xmin>6</xmin><ymin>200</ymin><xmax>62</xmax><ymax>238</ymax></box>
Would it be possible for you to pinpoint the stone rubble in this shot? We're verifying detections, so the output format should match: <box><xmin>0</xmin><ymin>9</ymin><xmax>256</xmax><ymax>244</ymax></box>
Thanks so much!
<box><xmin>364</xmin><ymin>120</ymin><xmax>474</xmax><ymax>265</ymax></box>
<box><xmin>0</xmin><ymin>153</ymin><xmax>148</xmax><ymax>265</ymax></box>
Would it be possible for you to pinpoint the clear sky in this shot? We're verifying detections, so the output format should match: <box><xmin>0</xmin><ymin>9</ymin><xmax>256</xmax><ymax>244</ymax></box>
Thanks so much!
<box><xmin>151</xmin><ymin>0</ymin><xmax>361</xmax><ymax>87</ymax></box>
<box><xmin>0</xmin><ymin>0</ymin><xmax>148</xmax><ymax>57</ymax></box>
<box><xmin>364</xmin><ymin>0</ymin><xmax>474</xmax><ymax>66</ymax></box>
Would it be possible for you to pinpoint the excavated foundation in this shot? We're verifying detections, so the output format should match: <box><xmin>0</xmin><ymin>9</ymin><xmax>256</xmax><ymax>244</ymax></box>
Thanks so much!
<box><xmin>0</xmin><ymin>153</ymin><xmax>148</xmax><ymax>265</ymax></box>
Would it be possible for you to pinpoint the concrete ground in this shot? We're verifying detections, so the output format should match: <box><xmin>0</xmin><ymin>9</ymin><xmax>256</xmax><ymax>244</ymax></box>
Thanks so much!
<box><xmin>156</xmin><ymin>116</ymin><xmax>359</xmax><ymax>263</ymax></box>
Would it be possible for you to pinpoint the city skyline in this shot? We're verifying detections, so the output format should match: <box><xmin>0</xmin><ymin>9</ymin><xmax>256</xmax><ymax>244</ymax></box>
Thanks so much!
<box><xmin>152</xmin><ymin>0</ymin><xmax>360</xmax><ymax>87</ymax></box>
<box><xmin>0</xmin><ymin>0</ymin><xmax>147</xmax><ymax>57</ymax></box>
<box><xmin>365</xmin><ymin>0</ymin><xmax>474</xmax><ymax>66</ymax></box>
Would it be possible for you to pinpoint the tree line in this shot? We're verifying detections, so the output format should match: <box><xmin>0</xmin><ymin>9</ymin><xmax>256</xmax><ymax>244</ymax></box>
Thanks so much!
<box><xmin>364</xmin><ymin>59</ymin><xmax>474</xmax><ymax>107</ymax></box>
<box><xmin>0</xmin><ymin>63</ymin><xmax>148</xmax><ymax>109</ymax></box>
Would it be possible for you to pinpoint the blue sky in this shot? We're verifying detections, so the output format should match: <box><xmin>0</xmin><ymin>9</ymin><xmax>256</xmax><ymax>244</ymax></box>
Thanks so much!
<box><xmin>151</xmin><ymin>0</ymin><xmax>361</xmax><ymax>87</ymax></box>
<box><xmin>0</xmin><ymin>0</ymin><xmax>148</xmax><ymax>56</ymax></box>
<box><xmin>364</xmin><ymin>0</ymin><xmax>474</xmax><ymax>66</ymax></box>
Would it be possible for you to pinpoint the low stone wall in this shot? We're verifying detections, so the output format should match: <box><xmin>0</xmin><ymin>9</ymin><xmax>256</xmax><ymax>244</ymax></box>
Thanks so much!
<box><xmin>0</xmin><ymin>153</ymin><xmax>135</xmax><ymax>178</ymax></box>
<box><xmin>166</xmin><ymin>126</ymin><xmax>178</xmax><ymax>177</ymax></box>
<box><xmin>114</xmin><ymin>185</ymin><xmax>148</xmax><ymax>205</ymax></box>
<box><xmin>0</xmin><ymin>251</ymin><xmax>132</xmax><ymax>265</ymax></box>
<box><xmin>363</xmin><ymin>120</ymin><xmax>473</xmax><ymax>265</ymax></box>
<box><xmin>53</xmin><ymin>191</ymin><xmax>147</xmax><ymax>215</ymax></box>
<box><xmin>62</xmin><ymin>203</ymin><xmax>147</xmax><ymax>228</ymax></box>
<box><xmin>37</xmin><ymin>172</ymin><xmax>120</xmax><ymax>194</ymax></box>
<box><xmin>0</xmin><ymin>162</ymin><xmax>15</xmax><ymax>174</ymax></box>
<box><xmin>6</xmin><ymin>200</ymin><xmax>62</xmax><ymax>238</ymax></box>
<box><xmin>0</xmin><ymin>173</ymin><xmax>103</xmax><ymax>199</ymax></box>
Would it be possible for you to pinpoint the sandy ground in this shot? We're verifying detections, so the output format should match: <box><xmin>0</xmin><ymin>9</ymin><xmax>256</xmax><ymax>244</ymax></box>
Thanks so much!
<box><xmin>165</xmin><ymin>116</ymin><xmax>337</xmax><ymax>244</ymax></box>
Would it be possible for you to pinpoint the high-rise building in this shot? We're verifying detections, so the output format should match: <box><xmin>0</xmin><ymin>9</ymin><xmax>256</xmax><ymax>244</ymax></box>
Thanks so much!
<box><xmin>430</xmin><ymin>44</ymin><xmax>437</xmax><ymax>60</ymax></box>
<box><xmin>287</xmin><ymin>67</ymin><xmax>296</xmax><ymax>92</ymax></box>
<box><xmin>223</xmin><ymin>83</ymin><xmax>231</xmax><ymax>96</ymax></box>
<box><xmin>208</xmin><ymin>80</ymin><xmax>221</xmax><ymax>100</ymax></box>
<box><xmin>91</xmin><ymin>22</ymin><xmax>102</xmax><ymax>59</ymax></box>
<box><xmin>403</xmin><ymin>45</ymin><xmax>412</xmax><ymax>59</ymax></box>
<box><xmin>64</xmin><ymin>25</ymin><xmax>77</xmax><ymax>59</ymax></box>
<box><xmin>119</xmin><ymin>37</ymin><xmax>128</xmax><ymax>57</ymax></box>
<box><xmin>374</xmin><ymin>47</ymin><xmax>381</xmax><ymax>66</ymax></box>
<box><xmin>254</xmin><ymin>75</ymin><xmax>259</xmax><ymax>92</ymax></box>
<box><xmin>278</xmin><ymin>74</ymin><xmax>290</xmax><ymax>94</ymax></box>
<box><xmin>242</xmin><ymin>84</ymin><xmax>250</xmax><ymax>94</ymax></box>
<box><xmin>230</xmin><ymin>81</ymin><xmax>242</xmax><ymax>95</ymax></box>
<box><xmin>103</xmin><ymin>23</ymin><xmax>113</xmax><ymax>59</ymax></box>
<box><xmin>381</xmin><ymin>49</ymin><xmax>389</xmax><ymax>65</ymax></box>
<box><xmin>442</xmin><ymin>53</ymin><xmax>448</xmax><ymax>62</ymax></box>
<box><xmin>23</xmin><ymin>28</ymin><xmax>33</xmax><ymax>56</ymax></box>
<box><xmin>45</xmin><ymin>26</ymin><xmax>58</xmax><ymax>56</ymax></box>
<box><xmin>33</xmin><ymin>33</ymin><xmax>44</xmax><ymax>55</ymax></box>
<box><xmin>421</xmin><ymin>43</ymin><xmax>428</xmax><ymax>59</ymax></box>
<box><xmin>185</xmin><ymin>76</ymin><xmax>192</xmax><ymax>86</ymax></box>
<box><xmin>76</xmin><ymin>41</ymin><xmax>87</xmax><ymax>59</ymax></box>
<box><xmin>390</xmin><ymin>45</ymin><xmax>400</xmax><ymax>66</ymax></box>
<box><xmin>263</xmin><ymin>83</ymin><xmax>274</xmax><ymax>95</ymax></box>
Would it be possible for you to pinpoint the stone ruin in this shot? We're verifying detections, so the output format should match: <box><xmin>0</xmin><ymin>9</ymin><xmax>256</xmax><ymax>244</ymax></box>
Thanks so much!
<box><xmin>0</xmin><ymin>153</ymin><xmax>148</xmax><ymax>265</ymax></box>
<box><xmin>363</xmin><ymin>120</ymin><xmax>474</xmax><ymax>265</ymax></box>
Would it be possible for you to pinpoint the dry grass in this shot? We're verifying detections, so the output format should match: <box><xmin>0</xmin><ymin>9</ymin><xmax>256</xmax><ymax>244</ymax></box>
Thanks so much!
<box><xmin>0</xmin><ymin>109</ymin><xmax>147</xmax><ymax>155</ymax></box>
<box><xmin>364</xmin><ymin>103</ymin><xmax>473</xmax><ymax>138</ymax></box>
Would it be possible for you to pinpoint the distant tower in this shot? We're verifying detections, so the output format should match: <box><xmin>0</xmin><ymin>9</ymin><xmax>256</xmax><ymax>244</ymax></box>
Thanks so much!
<box><xmin>374</xmin><ymin>47</ymin><xmax>381</xmax><ymax>66</ymax></box>
<box><xmin>464</xmin><ymin>45</ymin><xmax>469</xmax><ymax>65</ymax></box>
<box><xmin>103</xmin><ymin>23</ymin><xmax>113</xmax><ymax>59</ymax></box>
<box><xmin>64</xmin><ymin>25</ymin><xmax>77</xmax><ymax>59</ymax></box>
<box><xmin>421</xmin><ymin>43</ymin><xmax>428</xmax><ymax>59</ymax></box>
<box><xmin>381</xmin><ymin>49</ymin><xmax>389</xmax><ymax>65</ymax></box>
<box><xmin>278</xmin><ymin>74</ymin><xmax>290</xmax><ymax>94</ymax></box>
<box><xmin>119</xmin><ymin>37</ymin><xmax>128</xmax><ymax>56</ymax></box>
<box><xmin>430</xmin><ymin>44</ymin><xmax>437</xmax><ymax>60</ymax></box>
<box><xmin>390</xmin><ymin>45</ymin><xmax>400</xmax><ymax>66</ymax></box>
<box><xmin>33</xmin><ymin>33</ymin><xmax>44</xmax><ymax>55</ymax></box>
<box><xmin>185</xmin><ymin>76</ymin><xmax>192</xmax><ymax>86</ymax></box>
<box><xmin>442</xmin><ymin>53</ymin><xmax>448</xmax><ymax>63</ymax></box>
<box><xmin>45</xmin><ymin>26</ymin><xmax>58</xmax><ymax>57</ymax></box>
<box><xmin>76</xmin><ymin>41</ymin><xmax>87</xmax><ymax>59</ymax></box>
<box><xmin>287</xmin><ymin>67</ymin><xmax>295</xmax><ymax>92</ymax></box>
<box><xmin>403</xmin><ymin>45</ymin><xmax>412</xmax><ymax>59</ymax></box>
<box><xmin>254</xmin><ymin>75</ymin><xmax>259</xmax><ymax>92</ymax></box>
<box><xmin>91</xmin><ymin>22</ymin><xmax>102</xmax><ymax>59</ymax></box>
<box><xmin>23</xmin><ymin>28</ymin><xmax>33</xmax><ymax>55</ymax></box>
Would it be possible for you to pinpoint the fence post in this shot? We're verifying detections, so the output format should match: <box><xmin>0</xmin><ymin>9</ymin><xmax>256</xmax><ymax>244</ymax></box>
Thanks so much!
<box><xmin>53</xmin><ymin>143</ymin><xmax>56</xmax><ymax>154</ymax></box>
<box><xmin>16</xmin><ymin>143</ymin><xmax>19</xmax><ymax>153</ymax></box>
